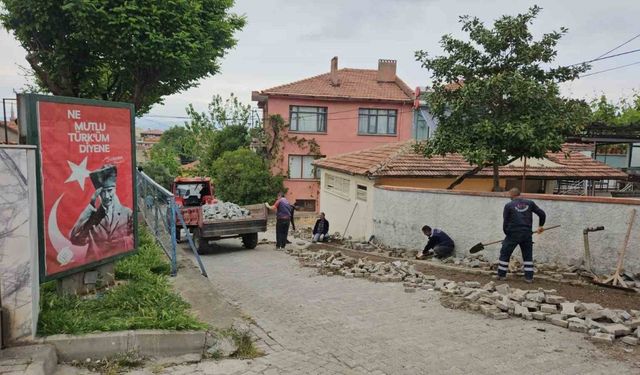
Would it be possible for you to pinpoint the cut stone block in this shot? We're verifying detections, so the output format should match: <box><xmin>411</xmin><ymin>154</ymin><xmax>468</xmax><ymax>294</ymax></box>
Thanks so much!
<box><xmin>495</xmin><ymin>284</ymin><xmax>510</xmax><ymax>296</ymax></box>
<box><xmin>601</xmin><ymin>324</ymin><xmax>631</xmax><ymax>337</ymax></box>
<box><xmin>532</xmin><ymin>311</ymin><xmax>548</xmax><ymax>321</ymax></box>
<box><xmin>560</xmin><ymin>302</ymin><xmax>578</xmax><ymax>317</ymax></box>
<box><xmin>540</xmin><ymin>304</ymin><xmax>558</xmax><ymax>314</ymax></box>
<box><xmin>526</xmin><ymin>292</ymin><xmax>545</xmax><ymax>303</ymax></box>
<box><xmin>549</xmin><ymin>314</ymin><xmax>569</xmax><ymax>328</ymax></box>
<box><xmin>621</xmin><ymin>336</ymin><xmax>638</xmax><ymax>346</ymax></box>
<box><xmin>492</xmin><ymin>312</ymin><xmax>509</xmax><ymax>320</ymax></box>
<box><xmin>545</xmin><ymin>295</ymin><xmax>566</xmax><ymax>304</ymax></box>
<box><xmin>591</xmin><ymin>333</ymin><xmax>614</xmax><ymax>343</ymax></box>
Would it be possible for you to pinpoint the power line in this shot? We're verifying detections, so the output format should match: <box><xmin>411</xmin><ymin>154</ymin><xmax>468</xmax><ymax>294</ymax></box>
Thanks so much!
<box><xmin>594</xmin><ymin>32</ymin><xmax>640</xmax><ymax>60</ymax></box>
<box><xmin>572</xmin><ymin>48</ymin><xmax>640</xmax><ymax>66</ymax></box>
<box><xmin>578</xmin><ymin>60</ymin><xmax>640</xmax><ymax>78</ymax></box>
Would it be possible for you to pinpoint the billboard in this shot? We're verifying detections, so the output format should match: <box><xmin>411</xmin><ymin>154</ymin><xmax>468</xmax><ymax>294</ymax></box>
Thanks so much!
<box><xmin>22</xmin><ymin>94</ymin><xmax>137</xmax><ymax>281</ymax></box>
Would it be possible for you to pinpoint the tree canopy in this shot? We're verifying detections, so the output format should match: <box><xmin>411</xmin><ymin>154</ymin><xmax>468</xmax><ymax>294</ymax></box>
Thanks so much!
<box><xmin>415</xmin><ymin>6</ymin><xmax>591</xmax><ymax>190</ymax></box>
<box><xmin>0</xmin><ymin>0</ymin><xmax>245</xmax><ymax>114</ymax></box>
<box><xmin>590</xmin><ymin>94</ymin><xmax>640</xmax><ymax>126</ymax></box>
<box><xmin>210</xmin><ymin>149</ymin><xmax>285</xmax><ymax>205</ymax></box>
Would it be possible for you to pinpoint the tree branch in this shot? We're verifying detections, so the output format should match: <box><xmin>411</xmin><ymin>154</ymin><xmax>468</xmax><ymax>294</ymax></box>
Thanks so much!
<box><xmin>446</xmin><ymin>156</ymin><xmax>520</xmax><ymax>190</ymax></box>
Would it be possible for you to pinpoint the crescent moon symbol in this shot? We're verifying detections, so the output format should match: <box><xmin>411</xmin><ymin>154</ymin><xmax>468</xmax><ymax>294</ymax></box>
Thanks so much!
<box><xmin>48</xmin><ymin>194</ymin><xmax>88</xmax><ymax>257</ymax></box>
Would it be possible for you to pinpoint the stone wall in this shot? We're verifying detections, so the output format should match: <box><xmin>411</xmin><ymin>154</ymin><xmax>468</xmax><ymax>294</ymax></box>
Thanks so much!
<box><xmin>372</xmin><ymin>185</ymin><xmax>640</xmax><ymax>274</ymax></box>
<box><xmin>0</xmin><ymin>145</ymin><xmax>39</xmax><ymax>344</ymax></box>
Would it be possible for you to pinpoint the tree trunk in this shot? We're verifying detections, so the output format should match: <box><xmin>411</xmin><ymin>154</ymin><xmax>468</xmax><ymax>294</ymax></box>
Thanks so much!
<box><xmin>446</xmin><ymin>164</ymin><xmax>486</xmax><ymax>190</ymax></box>
<box><xmin>492</xmin><ymin>163</ymin><xmax>501</xmax><ymax>192</ymax></box>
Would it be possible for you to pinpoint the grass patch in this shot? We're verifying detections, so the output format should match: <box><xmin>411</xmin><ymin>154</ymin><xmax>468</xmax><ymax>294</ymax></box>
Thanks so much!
<box><xmin>230</xmin><ymin>329</ymin><xmax>262</xmax><ymax>359</ymax></box>
<box><xmin>38</xmin><ymin>227</ymin><xmax>207</xmax><ymax>335</ymax></box>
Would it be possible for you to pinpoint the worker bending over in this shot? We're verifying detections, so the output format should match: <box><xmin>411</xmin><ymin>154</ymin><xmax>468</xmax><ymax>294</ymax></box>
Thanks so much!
<box><xmin>418</xmin><ymin>225</ymin><xmax>455</xmax><ymax>259</ymax></box>
<box><xmin>499</xmin><ymin>188</ymin><xmax>546</xmax><ymax>283</ymax></box>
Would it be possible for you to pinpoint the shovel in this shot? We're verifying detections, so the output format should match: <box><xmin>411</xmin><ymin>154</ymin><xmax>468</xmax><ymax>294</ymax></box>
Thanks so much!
<box><xmin>469</xmin><ymin>224</ymin><xmax>561</xmax><ymax>254</ymax></box>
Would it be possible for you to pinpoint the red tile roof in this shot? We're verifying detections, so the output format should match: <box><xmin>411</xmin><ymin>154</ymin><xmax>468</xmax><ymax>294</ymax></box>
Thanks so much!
<box><xmin>260</xmin><ymin>68</ymin><xmax>414</xmax><ymax>102</ymax></box>
<box><xmin>313</xmin><ymin>141</ymin><xmax>628</xmax><ymax>180</ymax></box>
<box><xmin>141</xmin><ymin>129</ymin><xmax>164</xmax><ymax>136</ymax></box>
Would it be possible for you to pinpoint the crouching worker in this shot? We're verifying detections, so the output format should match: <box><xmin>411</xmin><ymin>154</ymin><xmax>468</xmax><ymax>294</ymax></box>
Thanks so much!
<box><xmin>417</xmin><ymin>225</ymin><xmax>455</xmax><ymax>259</ymax></box>
<box><xmin>312</xmin><ymin>212</ymin><xmax>329</xmax><ymax>243</ymax></box>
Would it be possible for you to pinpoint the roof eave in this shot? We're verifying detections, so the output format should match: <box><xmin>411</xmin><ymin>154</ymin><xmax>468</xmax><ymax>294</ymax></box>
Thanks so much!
<box><xmin>259</xmin><ymin>92</ymin><xmax>413</xmax><ymax>104</ymax></box>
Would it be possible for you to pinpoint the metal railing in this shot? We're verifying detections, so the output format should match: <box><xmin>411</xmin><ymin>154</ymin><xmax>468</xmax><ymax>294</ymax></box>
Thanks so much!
<box><xmin>136</xmin><ymin>169</ymin><xmax>207</xmax><ymax>277</ymax></box>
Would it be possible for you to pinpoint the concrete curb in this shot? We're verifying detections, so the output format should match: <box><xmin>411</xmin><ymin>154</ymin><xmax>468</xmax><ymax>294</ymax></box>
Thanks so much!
<box><xmin>0</xmin><ymin>344</ymin><xmax>57</xmax><ymax>375</ymax></box>
<box><xmin>41</xmin><ymin>330</ymin><xmax>206</xmax><ymax>362</ymax></box>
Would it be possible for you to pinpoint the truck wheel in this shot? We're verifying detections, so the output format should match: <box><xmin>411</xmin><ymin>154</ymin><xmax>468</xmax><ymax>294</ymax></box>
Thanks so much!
<box><xmin>242</xmin><ymin>233</ymin><xmax>259</xmax><ymax>249</ymax></box>
<box><xmin>193</xmin><ymin>229</ymin><xmax>210</xmax><ymax>254</ymax></box>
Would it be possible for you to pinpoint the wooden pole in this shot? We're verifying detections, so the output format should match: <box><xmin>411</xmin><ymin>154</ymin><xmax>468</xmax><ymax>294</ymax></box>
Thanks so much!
<box><xmin>521</xmin><ymin>157</ymin><xmax>527</xmax><ymax>192</ymax></box>
<box><xmin>603</xmin><ymin>208</ymin><xmax>636</xmax><ymax>287</ymax></box>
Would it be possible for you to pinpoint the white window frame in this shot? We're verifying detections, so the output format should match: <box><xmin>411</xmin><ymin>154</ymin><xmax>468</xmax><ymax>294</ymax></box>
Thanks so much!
<box><xmin>356</xmin><ymin>184</ymin><xmax>368</xmax><ymax>201</ymax></box>
<box><xmin>288</xmin><ymin>155</ymin><xmax>321</xmax><ymax>179</ymax></box>
<box><xmin>324</xmin><ymin>173</ymin><xmax>351</xmax><ymax>199</ymax></box>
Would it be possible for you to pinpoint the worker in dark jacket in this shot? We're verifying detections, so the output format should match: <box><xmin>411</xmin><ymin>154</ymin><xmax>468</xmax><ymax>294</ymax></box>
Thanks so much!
<box><xmin>498</xmin><ymin>188</ymin><xmax>546</xmax><ymax>282</ymax></box>
<box><xmin>312</xmin><ymin>212</ymin><xmax>329</xmax><ymax>242</ymax></box>
<box><xmin>418</xmin><ymin>225</ymin><xmax>455</xmax><ymax>259</ymax></box>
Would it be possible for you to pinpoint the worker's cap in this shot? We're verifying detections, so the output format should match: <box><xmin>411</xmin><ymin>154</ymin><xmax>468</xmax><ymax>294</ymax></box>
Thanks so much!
<box><xmin>90</xmin><ymin>165</ymin><xmax>117</xmax><ymax>189</ymax></box>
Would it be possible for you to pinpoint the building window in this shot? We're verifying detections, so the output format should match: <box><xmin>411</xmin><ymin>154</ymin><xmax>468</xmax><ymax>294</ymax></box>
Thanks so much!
<box><xmin>295</xmin><ymin>199</ymin><xmax>316</xmax><ymax>212</ymax></box>
<box><xmin>290</xmin><ymin>106</ymin><xmax>327</xmax><ymax>132</ymax></box>
<box><xmin>289</xmin><ymin>155</ymin><xmax>321</xmax><ymax>179</ymax></box>
<box><xmin>325</xmin><ymin>173</ymin><xmax>350</xmax><ymax>199</ymax></box>
<box><xmin>356</xmin><ymin>184</ymin><xmax>367</xmax><ymax>201</ymax></box>
<box><xmin>358</xmin><ymin>108</ymin><xmax>397</xmax><ymax>135</ymax></box>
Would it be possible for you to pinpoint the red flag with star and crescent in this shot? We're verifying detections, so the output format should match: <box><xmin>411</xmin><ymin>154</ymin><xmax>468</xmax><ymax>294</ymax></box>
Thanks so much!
<box><xmin>38</xmin><ymin>101</ymin><xmax>135</xmax><ymax>277</ymax></box>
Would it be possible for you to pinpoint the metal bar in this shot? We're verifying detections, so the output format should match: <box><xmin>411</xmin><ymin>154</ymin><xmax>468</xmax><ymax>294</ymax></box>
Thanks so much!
<box><xmin>2</xmin><ymin>99</ymin><xmax>7</xmax><ymax>144</ymax></box>
<box><xmin>176</xmin><ymin>208</ymin><xmax>208</xmax><ymax>277</ymax></box>
<box><xmin>169</xmin><ymin>198</ymin><xmax>178</xmax><ymax>277</ymax></box>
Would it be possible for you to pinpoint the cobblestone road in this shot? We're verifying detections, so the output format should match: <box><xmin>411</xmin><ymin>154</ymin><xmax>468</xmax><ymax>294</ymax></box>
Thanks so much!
<box><xmin>81</xmin><ymin>239</ymin><xmax>636</xmax><ymax>375</ymax></box>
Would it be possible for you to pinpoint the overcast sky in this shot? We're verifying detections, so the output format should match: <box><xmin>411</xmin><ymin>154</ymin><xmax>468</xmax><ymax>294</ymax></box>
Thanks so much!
<box><xmin>1</xmin><ymin>0</ymin><xmax>639</xmax><ymax>129</ymax></box>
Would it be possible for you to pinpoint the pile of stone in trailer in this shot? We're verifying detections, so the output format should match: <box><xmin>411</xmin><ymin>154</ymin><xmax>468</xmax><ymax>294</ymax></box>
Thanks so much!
<box><xmin>286</xmin><ymin>247</ymin><xmax>640</xmax><ymax>346</ymax></box>
<box><xmin>202</xmin><ymin>201</ymin><xmax>251</xmax><ymax>221</ymax></box>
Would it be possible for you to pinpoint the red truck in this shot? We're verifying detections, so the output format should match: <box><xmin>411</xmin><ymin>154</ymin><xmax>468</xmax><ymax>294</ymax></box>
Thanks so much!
<box><xmin>172</xmin><ymin>177</ymin><xmax>267</xmax><ymax>253</ymax></box>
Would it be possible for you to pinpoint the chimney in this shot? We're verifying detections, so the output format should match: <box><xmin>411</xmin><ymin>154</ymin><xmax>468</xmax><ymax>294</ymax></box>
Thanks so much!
<box><xmin>377</xmin><ymin>59</ymin><xmax>397</xmax><ymax>82</ymax></box>
<box><xmin>330</xmin><ymin>56</ymin><xmax>340</xmax><ymax>86</ymax></box>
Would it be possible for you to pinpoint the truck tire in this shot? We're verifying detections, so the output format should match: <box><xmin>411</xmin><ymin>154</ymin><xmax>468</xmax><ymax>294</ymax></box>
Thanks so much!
<box><xmin>242</xmin><ymin>233</ymin><xmax>259</xmax><ymax>249</ymax></box>
<box><xmin>193</xmin><ymin>228</ymin><xmax>210</xmax><ymax>254</ymax></box>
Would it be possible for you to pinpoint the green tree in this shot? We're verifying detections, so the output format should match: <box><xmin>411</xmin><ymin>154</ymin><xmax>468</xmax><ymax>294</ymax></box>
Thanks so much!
<box><xmin>415</xmin><ymin>6</ymin><xmax>590</xmax><ymax>191</ymax></box>
<box><xmin>156</xmin><ymin>126</ymin><xmax>198</xmax><ymax>164</ymax></box>
<box><xmin>210</xmin><ymin>149</ymin><xmax>285</xmax><ymax>205</ymax></box>
<box><xmin>590</xmin><ymin>95</ymin><xmax>619</xmax><ymax>124</ymax></box>
<box><xmin>143</xmin><ymin>146</ymin><xmax>181</xmax><ymax>189</ymax></box>
<box><xmin>589</xmin><ymin>93</ymin><xmax>640</xmax><ymax>126</ymax></box>
<box><xmin>185</xmin><ymin>94</ymin><xmax>252</xmax><ymax>163</ymax></box>
<box><xmin>0</xmin><ymin>0</ymin><xmax>245</xmax><ymax>114</ymax></box>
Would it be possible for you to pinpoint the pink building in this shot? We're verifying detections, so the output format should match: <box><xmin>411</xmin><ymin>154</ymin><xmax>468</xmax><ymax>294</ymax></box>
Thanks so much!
<box><xmin>253</xmin><ymin>57</ymin><xmax>414</xmax><ymax>211</ymax></box>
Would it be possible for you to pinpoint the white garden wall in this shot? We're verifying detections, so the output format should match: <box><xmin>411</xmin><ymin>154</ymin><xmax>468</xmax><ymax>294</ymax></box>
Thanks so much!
<box><xmin>373</xmin><ymin>185</ymin><xmax>640</xmax><ymax>275</ymax></box>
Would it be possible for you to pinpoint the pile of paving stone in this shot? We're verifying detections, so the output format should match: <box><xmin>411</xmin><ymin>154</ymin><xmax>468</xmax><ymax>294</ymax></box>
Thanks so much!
<box><xmin>286</xmin><ymin>247</ymin><xmax>640</xmax><ymax>345</ymax></box>
<box><xmin>337</xmin><ymin>241</ymin><xmax>640</xmax><ymax>290</ymax></box>
<box><xmin>202</xmin><ymin>201</ymin><xmax>250</xmax><ymax>221</ymax></box>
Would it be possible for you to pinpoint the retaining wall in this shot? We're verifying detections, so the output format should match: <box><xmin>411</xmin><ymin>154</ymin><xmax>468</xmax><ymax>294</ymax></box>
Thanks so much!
<box><xmin>372</xmin><ymin>185</ymin><xmax>640</xmax><ymax>274</ymax></box>
<box><xmin>0</xmin><ymin>145</ymin><xmax>39</xmax><ymax>344</ymax></box>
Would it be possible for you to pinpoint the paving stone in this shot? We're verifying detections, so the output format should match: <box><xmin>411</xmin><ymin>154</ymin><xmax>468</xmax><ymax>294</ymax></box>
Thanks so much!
<box><xmin>560</xmin><ymin>302</ymin><xmax>578</xmax><ymax>317</ymax></box>
<box><xmin>495</xmin><ymin>297</ymin><xmax>511</xmax><ymax>311</ymax></box>
<box><xmin>540</xmin><ymin>304</ymin><xmax>558</xmax><ymax>314</ymax></box>
<box><xmin>491</xmin><ymin>312</ymin><xmax>509</xmax><ymax>320</ymax></box>
<box><xmin>621</xmin><ymin>336</ymin><xmax>639</xmax><ymax>346</ymax></box>
<box><xmin>532</xmin><ymin>311</ymin><xmax>548</xmax><ymax>321</ymax></box>
<box><xmin>625</xmin><ymin>318</ymin><xmax>640</xmax><ymax>329</ymax></box>
<box><xmin>521</xmin><ymin>301</ymin><xmax>539</xmax><ymax>310</ymax></box>
<box><xmin>495</xmin><ymin>284</ymin><xmax>510</xmax><ymax>296</ymax></box>
<box><xmin>545</xmin><ymin>295</ymin><xmax>566</xmax><ymax>304</ymax></box>
<box><xmin>549</xmin><ymin>314</ymin><xmax>569</xmax><ymax>328</ymax></box>
<box><xmin>591</xmin><ymin>333</ymin><xmax>614</xmax><ymax>343</ymax></box>
<box><xmin>513</xmin><ymin>304</ymin><xmax>529</xmax><ymax>318</ymax></box>
<box><xmin>464</xmin><ymin>281</ymin><xmax>481</xmax><ymax>288</ymax></box>
<box><xmin>601</xmin><ymin>324</ymin><xmax>632</xmax><ymax>337</ymax></box>
<box><xmin>568</xmin><ymin>322</ymin><xmax>588</xmax><ymax>333</ymax></box>
<box><xmin>509</xmin><ymin>289</ymin><xmax>528</xmax><ymax>302</ymax></box>
<box><xmin>526</xmin><ymin>291</ymin><xmax>545</xmax><ymax>303</ymax></box>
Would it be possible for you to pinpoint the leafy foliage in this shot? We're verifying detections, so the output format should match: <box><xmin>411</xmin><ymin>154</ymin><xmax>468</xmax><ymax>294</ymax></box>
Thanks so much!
<box><xmin>590</xmin><ymin>93</ymin><xmax>640</xmax><ymax>126</ymax></box>
<box><xmin>210</xmin><ymin>149</ymin><xmax>285</xmax><ymax>205</ymax></box>
<box><xmin>38</xmin><ymin>228</ymin><xmax>206</xmax><ymax>335</ymax></box>
<box><xmin>415</xmin><ymin>6</ymin><xmax>590</xmax><ymax>190</ymax></box>
<box><xmin>142</xmin><ymin>146</ymin><xmax>181</xmax><ymax>189</ymax></box>
<box><xmin>0</xmin><ymin>0</ymin><xmax>245</xmax><ymax>114</ymax></box>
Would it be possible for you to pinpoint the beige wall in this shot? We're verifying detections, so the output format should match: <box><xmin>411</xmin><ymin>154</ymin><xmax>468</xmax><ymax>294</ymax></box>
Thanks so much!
<box><xmin>318</xmin><ymin>169</ymin><xmax>374</xmax><ymax>241</ymax></box>
<box><xmin>377</xmin><ymin>177</ymin><xmax>505</xmax><ymax>191</ymax></box>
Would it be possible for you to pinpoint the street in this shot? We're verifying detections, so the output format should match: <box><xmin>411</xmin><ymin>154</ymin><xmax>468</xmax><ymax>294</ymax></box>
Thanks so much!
<box><xmin>152</xmin><ymin>237</ymin><xmax>637</xmax><ymax>375</ymax></box>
